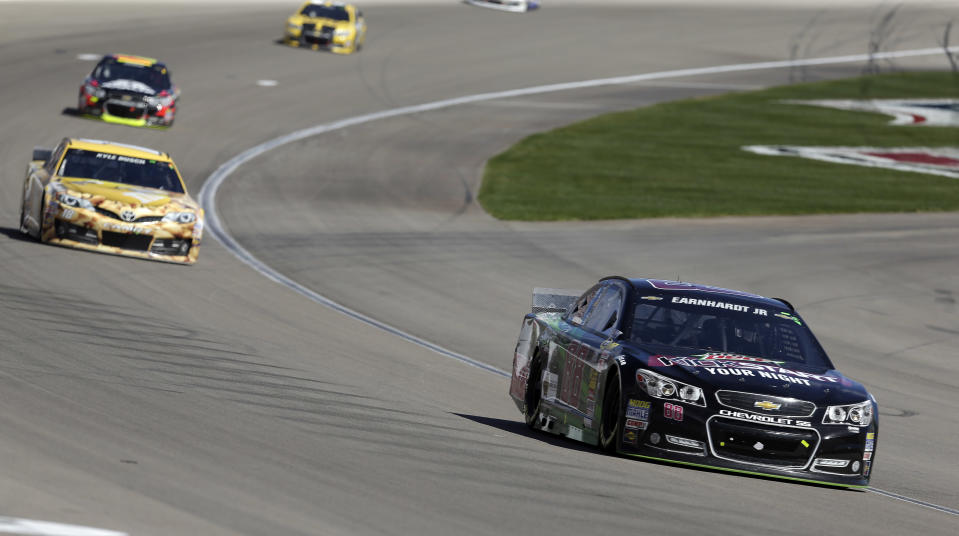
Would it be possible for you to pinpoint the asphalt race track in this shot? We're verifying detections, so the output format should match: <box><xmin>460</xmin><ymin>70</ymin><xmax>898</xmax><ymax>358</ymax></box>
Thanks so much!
<box><xmin>1</xmin><ymin>1</ymin><xmax>958</xmax><ymax>534</ymax></box>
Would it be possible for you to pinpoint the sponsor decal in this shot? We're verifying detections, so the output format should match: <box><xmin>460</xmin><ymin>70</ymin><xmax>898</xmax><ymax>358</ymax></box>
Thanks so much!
<box><xmin>775</xmin><ymin>312</ymin><xmax>803</xmax><ymax>326</ymax></box>
<box><xmin>600</xmin><ymin>340</ymin><xmax>620</xmax><ymax>350</ymax></box>
<box><xmin>544</xmin><ymin>372</ymin><xmax>558</xmax><ymax>400</ymax></box>
<box><xmin>584</xmin><ymin>417</ymin><xmax>593</xmax><ymax>428</ymax></box>
<box><xmin>866</xmin><ymin>432</ymin><xmax>875</xmax><ymax>439</ymax></box>
<box><xmin>742</xmin><ymin>145</ymin><xmax>959</xmax><ymax>180</ymax></box>
<box><xmin>567</xmin><ymin>425</ymin><xmax>583</xmax><ymax>442</ymax></box>
<box><xmin>670</xmin><ymin>296</ymin><xmax>768</xmax><ymax>315</ymax></box>
<box><xmin>863</xmin><ymin>460</ymin><xmax>872</xmax><ymax>477</ymax></box>
<box><xmin>626</xmin><ymin>405</ymin><xmax>650</xmax><ymax>421</ymax></box>
<box><xmin>651</xmin><ymin>355</ymin><xmax>837</xmax><ymax>386</ymax></box>
<box><xmin>102</xmin><ymin>222</ymin><xmax>153</xmax><ymax>235</ymax></box>
<box><xmin>628</xmin><ymin>399</ymin><xmax>651</xmax><ymax>408</ymax></box>
<box><xmin>865</xmin><ymin>439</ymin><xmax>875</xmax><ymax>452</ymax></box>
<box><xmin>624</xmin><ymin>429</ymin><xmax>639</xmax><ymax>445</ymax></box>
<box><xmin>94</xmin><ymin>153</ymin><xmax>145</xmax><ymax>164</ymax></box>
<box><xmin>864</xmin><ymin>451</ymin><xmax>872</xmax><ymax>461</ymax></box>
<box><xmin>61</xmin><ymin>208</ymin><xmax>76</xmax><ymax>220</ymax></box>
<box><xmin>625</xmin><ymin>418</ymin><xmax>648</xmax><ymax>430</ymax></box>
<box><xmin>689</xmin><ymin>353</ymin><xmax>782</xmax><ymax>364</ymax></box>
<box><xmin>719</xmin><ymin>409</ymin><xmax>812</xmax><ymax>427</ymax></box>
<box><xmin>664</xmin><ymin>402</ymin><xmax>684</xmax><ymax>421</ymax></box>
<box><xmin>640</xmin><ymin>295</ymin><xmax>663</xmax><ymax>301</ymax></box>
<box><xmin>847</xmin><ymin>425</ymin><xmax>860</xmax><ymax>433</ymax></box>
<box><xmin>616</xmin><ymin>356</ymin><xmax>627</xmax><ymax>367</ymax></box>
<box><xmin>783</xmin><ymin>99</ymin><xmax>959</xmax><ymax>127</ymax></box>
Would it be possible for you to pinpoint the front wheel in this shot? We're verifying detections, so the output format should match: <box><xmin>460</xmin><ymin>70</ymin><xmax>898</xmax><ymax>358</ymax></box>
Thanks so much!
<box><xmin>524</xmin><ymin>354</ymin><xmax>544</xmax><ymax>429</ymax></box>
<box><xmin>599</xmin><ymin>371</ymin><xmax>622</xmax><ymax>452</ymax></box>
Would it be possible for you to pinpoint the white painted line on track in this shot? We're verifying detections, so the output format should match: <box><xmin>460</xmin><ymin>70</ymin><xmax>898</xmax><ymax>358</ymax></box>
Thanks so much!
<box><xmin>199</xmin><ymin>43</ymin><xmax>959</xmax><ymax>513</ymax></box>
<box><xmin>76</xmin><ymin>54</ymin><xmax>101</xmax><ymax>61</ymax></box>
<box><xmin>867</xmin><ymin>488</ymin><xmax>959</xmax><ymax>516</ymax></box>
<box><xmin>256</xmin><ymin>79</ymin><xmax>279</xmax><ymax>87</ymax></box>
<box><xmin>0</xmin><ymin>517</ymin><xmax>127</xmax><ymax>536</ymax></box>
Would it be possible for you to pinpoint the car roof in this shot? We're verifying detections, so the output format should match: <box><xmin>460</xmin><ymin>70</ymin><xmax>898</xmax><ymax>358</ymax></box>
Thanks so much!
<box><xmin>65</xmin><ymin>138</ymin><xmax>172</xmax><ymax>161</ymax></box>
<box><xmin>602</xmin><ymin>276</ymin><xmax>794</xmax><ymax>310</ymax></box>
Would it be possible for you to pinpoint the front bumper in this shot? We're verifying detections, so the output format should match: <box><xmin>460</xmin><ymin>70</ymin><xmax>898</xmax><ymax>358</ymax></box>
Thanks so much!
<box><xmin>80</xmin><ymin>93</ymin><xmax>174</xmax><ymax>127</ymax></box>
<box><xmin>284</xmin><ymin>27</ymin><xmax>356</xmax><ymax>53</ymax></box>
<box><xmin>618</xmin><ymin>397</ymin><xmax>875</xmax><ymax>488</ymax></box>
<box><xmin>41</xmin><ymin>204</ymin><xmax>200</xmax><ymax>265</ymax></box>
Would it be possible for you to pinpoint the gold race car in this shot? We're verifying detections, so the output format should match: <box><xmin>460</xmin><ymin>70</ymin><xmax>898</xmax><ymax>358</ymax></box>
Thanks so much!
<box><xmin>283</xmin><ymin>1</ymin><xmax>367</xmax><ymax>54</ymax></box>
<box><xmin>19</xmin><ymin>138</ymin><xmax>203</xmax><ymax>264</ymax></box>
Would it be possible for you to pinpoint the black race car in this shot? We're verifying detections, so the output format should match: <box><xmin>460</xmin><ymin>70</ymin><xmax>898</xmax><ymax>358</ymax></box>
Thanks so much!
<box><xmin>77</xmin><ymin>54</ymin><xmax>179</xmax><ymax>128</ymax></box>
<box><xmin>509</xmin><ymin>277</ymin><xmax>877</xmax><ymax>487</ymax></box>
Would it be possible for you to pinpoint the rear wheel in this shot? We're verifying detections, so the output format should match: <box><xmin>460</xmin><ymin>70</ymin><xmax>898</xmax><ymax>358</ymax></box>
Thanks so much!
<box><xmin>524</xmin><ymin>354</ymin><xmax>544</xmax><ymax>429</ymax></box>
<box><xmin>599</xmin><ymin>371</ymin><xmax>623</xmax><ymax>452</ymax></box>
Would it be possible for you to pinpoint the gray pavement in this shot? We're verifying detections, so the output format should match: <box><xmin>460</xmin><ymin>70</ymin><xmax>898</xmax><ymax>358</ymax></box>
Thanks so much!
<box><xmin>0</xmin><ymin>1</ymin><xmax>957</xmax><ymax>534</ymax></box>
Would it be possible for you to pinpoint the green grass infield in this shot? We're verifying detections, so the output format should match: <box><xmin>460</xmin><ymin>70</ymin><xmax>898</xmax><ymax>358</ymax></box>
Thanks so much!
<box><xmin>478</xmin><ymin>72</ymin><xmax>959</xmax><ymax>221</ymax></box>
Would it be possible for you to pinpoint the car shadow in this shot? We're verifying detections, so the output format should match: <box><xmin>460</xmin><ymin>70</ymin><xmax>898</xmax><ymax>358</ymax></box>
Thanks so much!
<box><xmin>61</xmin><ymin>106</ymin><xmax>83</xmax><ymax>117</ymax></box>
<box><xmin>0</xmin><ymin>226</ymin><xmax>32</xmax><ymax>243</ymax></box>
<box><xmin>454</xmin><ymin>412</ymin><xmax>860</xmax><ymax>491</ymax></box>
<box><xmin>453</xmin><ymin>413</ymin><xmax>598</xmax><ymax>455</ymax></box>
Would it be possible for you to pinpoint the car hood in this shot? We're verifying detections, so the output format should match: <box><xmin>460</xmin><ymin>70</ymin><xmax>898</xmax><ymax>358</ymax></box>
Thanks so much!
<box><xmin>58</xmin><ymin>178</ymin><xmax>197</xmax><ymax>212</ymax></box>
<box><xmin>98</xmin><ymin>78</ymin><xmax>157</xmax><ymax>95</ymax></box>
<box><xmin>633</xmin><ymin>348</ymin><xmax>870</xmax><ymax>405</ymax></box>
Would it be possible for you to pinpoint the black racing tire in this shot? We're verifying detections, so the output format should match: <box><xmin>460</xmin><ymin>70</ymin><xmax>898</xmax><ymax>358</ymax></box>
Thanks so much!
<box><xmin>599</xmin><ymin>371</ymin><xmax>623</xmax><ymax>453</ymax></box>
<box><xmin>18</xmin><ymin>198</ymin><xmax>29</xmax><ymax>236</ymax></box>
<box><xmin>524</xmin><ymin>353</ymin><xmax>544</xmax><ymax>429</ymax></box>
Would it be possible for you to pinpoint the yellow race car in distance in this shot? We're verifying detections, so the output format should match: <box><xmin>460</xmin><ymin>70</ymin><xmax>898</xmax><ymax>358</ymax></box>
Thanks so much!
<box><xmin>19</xmin><ymin>138</ymin><xmax>204</xmax><ymax>265</ymax></box>
<box><xmin>284</xmin><ymin>1</ymin><xmax>367</xmax><ymax>54</ymax></box>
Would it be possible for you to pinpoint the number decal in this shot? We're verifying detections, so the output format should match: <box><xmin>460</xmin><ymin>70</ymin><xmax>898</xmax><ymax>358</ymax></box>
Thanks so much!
<box><xmin>664</xmin><ymin>403</ymin><xmax>684</xmax><ymax>421</ymax></box>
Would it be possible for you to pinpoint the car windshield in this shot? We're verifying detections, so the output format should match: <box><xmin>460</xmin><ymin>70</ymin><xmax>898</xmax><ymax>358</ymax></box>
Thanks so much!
<box><xmin>57</xmin><ymin>149</ymin><xmax>185</xmax><ymax>193</ymax></box>
<box><xmin>630</xmin><ymin>294</ymin><xmax>831</xmax><ymax>367</ymax></box>
<box><xmin>94</xmin><ymin>61</ymin><xmax>171</xmax><ymax>92</ymax></box>
<box><xmin>300</xmin><ymin>5</ymin><xmax>349</xmax><ymax>20</ymax></box>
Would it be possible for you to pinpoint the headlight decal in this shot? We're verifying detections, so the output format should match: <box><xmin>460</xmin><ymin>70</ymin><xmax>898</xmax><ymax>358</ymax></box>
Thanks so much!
<box><xmin>636</xmin><ymin>368</ymin><xmax>707</xmax><ymax>407</ymax></box>
<box><xmin>57</xmin><ymin>192</ymin><xmax>94</xmax><ymax>209</ymax></box>
<box><xmin>162</xmin><ymin>211</ymin><xmax>197</xmax><ymax>224</ymax></box>
<box><xmin>822</xmin><ymin>401</ymin><xmax>873</xmax><ymax>427</ymax></box>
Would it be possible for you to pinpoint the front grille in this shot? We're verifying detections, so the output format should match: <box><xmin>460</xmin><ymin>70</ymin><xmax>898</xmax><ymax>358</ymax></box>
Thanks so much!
<box><xmin>708</xmin><ymin>417</ymin><xmax>819</xmax><ymax>468</ymax></box>
<box><xmin>101</xmin><ymin>231</ymin><xmax>152</xmax><ymax>251</ymax></box>
<box><xmin>302</xmin><ymin>24</ymin><xmax>334</xmax><ymax>44</ymax></box>
<box><xmin>716</xmin><ymin>390</ymin><xmax>816</xmax><ymax>417</ymax></box>
<box><xmin>105</xmin><ymin>100</ymin><xmax>146</xmax><ymax>119</ymax></box>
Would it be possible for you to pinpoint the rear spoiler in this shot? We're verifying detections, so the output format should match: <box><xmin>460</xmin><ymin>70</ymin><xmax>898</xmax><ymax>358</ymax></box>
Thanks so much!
<box><xmin>532</xmin><ymin>288</ymin><xmax>582</xmax><ymax>314</ymax></box>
